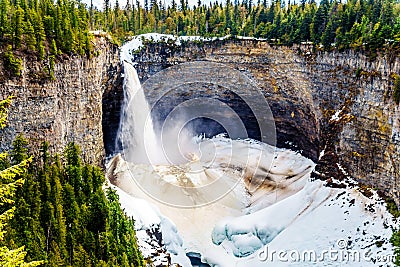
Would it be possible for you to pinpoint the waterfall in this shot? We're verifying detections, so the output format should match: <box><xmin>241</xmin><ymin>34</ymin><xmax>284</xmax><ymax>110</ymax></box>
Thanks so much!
<box><xmin>116</xmin><ymin>61</ymin><xmax>200</xmax><ymax>165</ymax></box>
<box><xmin>116</xmin><ymin>62</ymin><xmax>165</xmax><ymax>164</ymax></box>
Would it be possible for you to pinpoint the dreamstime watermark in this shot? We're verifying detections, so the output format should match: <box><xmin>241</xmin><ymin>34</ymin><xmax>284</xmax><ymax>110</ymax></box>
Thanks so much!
<box><xmin>257</xmin><ymin>239</ymin><xmax>395</xmax><ymax>264</ymax></box>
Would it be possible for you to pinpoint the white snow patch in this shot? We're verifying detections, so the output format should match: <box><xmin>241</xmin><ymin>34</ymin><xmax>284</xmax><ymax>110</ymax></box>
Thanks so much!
<box><xmin>337</xmin><ymin>162</ymin><xmax>350</xmax><ymax>177</ymax></box>
<box><xmin>330</xmin><ymin>108</ymin><xmax>343</xmax><ymax>122</ymax></box>
<box><xmin>204</xmin><ymin>180</ymin><xmax>397</xmax><ymax>266</ymax></box>
<box><xmin>319</xmin><ymin>149</ymin><xmax>325</xmax><ymax>160</ymax></box>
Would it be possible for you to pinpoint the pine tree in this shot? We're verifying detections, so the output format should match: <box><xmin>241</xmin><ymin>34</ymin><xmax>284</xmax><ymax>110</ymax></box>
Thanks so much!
<box><xmin>3</xmin><ymin>46</ymin><xmax>23</xmax><ymax>76</ymax></box>
<box><xmin>8</xmin><ymin>134</ymin><xmax>45</xmax><ymax>262</ymax></box>
<box><xmin>225</xmin><ymin>0</ymin><xmax>232</xmax><ymax>32</ymax></box>
<box><xmin>104</xmin><ymin>0</ymin><xmax>110</xmax><ymax>22</ymax></box>
<box><xmin>10</xmin><ymin>134</ymin><xmax>28</xmax><ymax>164</ymax></box>
<box><xmin>50</xmin><ymin>39</ymin><xmax>57</xmax><ymax>55</ymax></box>
<box><xmin>311</xmin><ymin>0</ymin><xmax>329</xmax><ymax>43</ymax></box>
<box><xmin>321</xmin><ymin>17</ymin><xmax>336</xmax><ymax>48</ymax></box>
<box><xmin>179</xmin><ymin>0</ymin><xmax>185</xmax><ymax>15</ymax></box>
<box><xmin>114</xmin><ymin>0</ymin><xmax>120</xmax><ymax>30</ymax></box>
<box><xmin>130</xmin><ymin>0</ymin><xmax>135</xmax><ymax>32</ymax></box>
<box><xmin>35</xmin><ymin>15</ymin><xmax>46</xmax><ymax>60</ymax></box>
<box><xmin>13</xmin><ymin>5</ymin><xmax>24</xmax><ymax>48</ymax></box>
<box><xmin>24</xmin><ymin>20</ymin><xmax>36</xmax><ymax>51</ymax></box>
<box><xmin>0</xmin><ymin>0</ymin><xmax>10</xmax><ymax>38</ymax></box>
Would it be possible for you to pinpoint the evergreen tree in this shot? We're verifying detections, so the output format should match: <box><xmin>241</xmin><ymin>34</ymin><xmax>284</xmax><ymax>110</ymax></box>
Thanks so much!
<box><xmin>225</xmin><ymin>0</ymin><xmax>232</xmax><ymax>32</ymax></box>
<box><xmin>0</xmin><ymin>0</ymin><xmax>10</xmax><ymax>38</ymax></box>
<box><xmin>104</xmin><ymin>0</ymin><xmax>110</xmax><ymax>22</ymax></box>
<box><xmin>13</xmin><ymin>5</ymin><xmax>24</xmax><ymax>48</ymax></box>
<box><xmin>35</xmin><ymin>15</ymin><xmax>46</xmax><ymax>60</ymax></box>
<box><xmin>24</xmin><ymin>20</ymin><xmax>36</xmax><ymax>51</ymax></box>
<box><xmin>3</xmin><ymin>45</ymin><xmax>23</xmax><ymax>76</ymax></box>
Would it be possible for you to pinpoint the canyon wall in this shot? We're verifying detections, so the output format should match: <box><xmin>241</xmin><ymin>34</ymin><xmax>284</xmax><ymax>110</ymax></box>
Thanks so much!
<box><xmin>114</xmin><ymin>38</ymin><xmax>399</xmax><ymax>203</ymax></box>
<box><xmin>1</xmin><ymin>35</ymin><xmax>398</xmax><ymax>203</ymax></box>
<box><xmin>306</xmin><ymin>49</ymin><xmax>400</xmax><ymax>202</ymax></box>
<box><xmin>128</xmin><ymin>39</ymin><xmax>320</xmax><ymax>162</ymax></box>
<box><xmin>0</xmin><ymin>36</ymin><xmax>120</xmax><ymax>165</ymax></box>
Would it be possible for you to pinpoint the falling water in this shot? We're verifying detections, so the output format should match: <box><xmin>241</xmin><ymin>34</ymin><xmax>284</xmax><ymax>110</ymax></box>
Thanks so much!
<box><xmin>116</xmin><ymin>62</ymin><xmax>165</xmax><ymax>164</ymax></box>
<box><xmin>116</xmin><ymin>60</ymin><xmax>202</xmax><ymax>165</ymax></box>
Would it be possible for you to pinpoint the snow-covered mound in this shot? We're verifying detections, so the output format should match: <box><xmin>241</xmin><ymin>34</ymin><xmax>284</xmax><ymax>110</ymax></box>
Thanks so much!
<box><xmin>106</xmin><ymin>137</ymin><xmax>397</xmax><ymax>266</ymax></box>
<box><xmin>207</xmin><ymin>181</ymin><xmax>396</xmax><ymax>266</ymax></box>
<box><xmin>106</xmin><ymin>136</ymin><xmax>318</xmax><ymax>266</ymax></box>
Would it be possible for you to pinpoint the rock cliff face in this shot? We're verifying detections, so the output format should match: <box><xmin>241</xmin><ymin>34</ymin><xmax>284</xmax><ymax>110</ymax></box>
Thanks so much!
<box><xmin>1</xmin><ymin>35</ymin><xmax>398</xmax><ymax>204</ymax></box>
<box><xmin>109</xmin><ymin>38</ymin><xmax>399</xmax><ymax>204</ymax></box>
<box><xmin>306</xmin><ymin>49</ymin><xmax>400</xmax><ymax>203</ymax></box>
<box><xmin>0</xmin><ymin>37</ymin><xmax>119</xmax><ymax>165</ymax></box>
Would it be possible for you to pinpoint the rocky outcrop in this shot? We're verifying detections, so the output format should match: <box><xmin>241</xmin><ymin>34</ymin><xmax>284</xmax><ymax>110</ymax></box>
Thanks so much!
<box><xmin>0</xmin><ymin>37</ymin><xmax>120</xmax><ymax>165</ymax></box>
<box><xmin>106</xmin><ymin>38</ymin><xmax>399</xmax><ymax>204</ymax></box>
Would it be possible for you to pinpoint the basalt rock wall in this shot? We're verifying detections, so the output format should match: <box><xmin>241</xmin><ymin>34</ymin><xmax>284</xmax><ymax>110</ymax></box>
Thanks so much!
<box><xmin>305</xmin><ymin>49</ymin><xmax>400</xmax><ymax>203</ymax></box>
<box><xmin>0</xmin><ymin>37</ymin><xmax>120</xmax><ymax>165</ymax></box>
